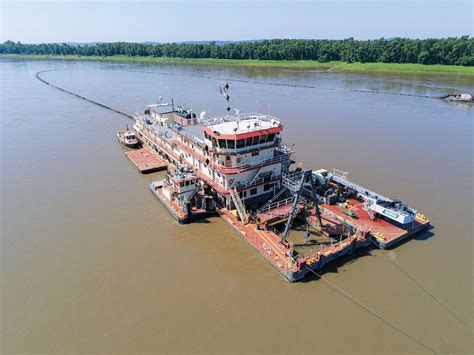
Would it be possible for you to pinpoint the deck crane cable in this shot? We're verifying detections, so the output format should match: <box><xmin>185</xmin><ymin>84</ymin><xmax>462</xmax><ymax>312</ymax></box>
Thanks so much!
<box><xmin>303</xmin><ymin>266</ymin><xmax>438</xmax><ymax>354</ymax></box>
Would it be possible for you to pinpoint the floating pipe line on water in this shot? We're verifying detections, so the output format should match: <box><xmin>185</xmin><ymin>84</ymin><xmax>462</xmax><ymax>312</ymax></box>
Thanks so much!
<box><xmin>35</xmin><ymin>70</ymin><xmax>135</xmax><ymax>120</ymax></box>
<box><xmin>37</xmin><ymin>67</ymin><xmax>438</xmax><ymax>102</ymax></box>
<box><xmin>100</xmin><ymin>67</ymin><xmax>438</xmax><ymax>99</ymax></box>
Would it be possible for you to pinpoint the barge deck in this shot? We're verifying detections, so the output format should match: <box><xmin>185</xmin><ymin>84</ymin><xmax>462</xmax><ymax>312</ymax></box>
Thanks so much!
<box><xmin>320</xmin><ymin>198</ymin><xmax>430</xmax><ymax>248</ymax></box>
<box><xmin>125</xmin><ymin>148</ymin><xmax>168</xmax><ymax>173</ymax></box>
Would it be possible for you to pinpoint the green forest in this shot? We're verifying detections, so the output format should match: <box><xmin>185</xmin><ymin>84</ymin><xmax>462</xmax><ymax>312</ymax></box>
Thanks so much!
<box><xmin>1</xmin><ymin>37</ymin><xmax>473</xmax><ymax>66</ymax></box>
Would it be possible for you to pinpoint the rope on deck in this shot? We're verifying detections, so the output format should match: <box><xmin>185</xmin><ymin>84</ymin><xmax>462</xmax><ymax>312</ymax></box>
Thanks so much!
<box><xmin>304</xmin><ymin>266</ymin><xmax>438</xmax><ymax>354</ymax></box>
<box><xmin>35</xmin><ymin>69</ymin><xmax>135</xmax><ymax>120</ymax></box>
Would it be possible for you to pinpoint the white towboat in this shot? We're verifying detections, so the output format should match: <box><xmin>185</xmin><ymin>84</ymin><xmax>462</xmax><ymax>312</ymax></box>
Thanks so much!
<box><xmin>117</xmin><ymin>128</ymin><xmax>140</xmax><ymax>148</ymax></box>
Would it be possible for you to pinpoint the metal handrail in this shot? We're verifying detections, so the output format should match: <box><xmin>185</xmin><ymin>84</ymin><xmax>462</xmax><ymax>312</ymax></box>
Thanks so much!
<box><xmin>234</xmin><ymin>175</ymin><xmax>281</xmax><ymax>189</ymax></box>
<box><xmin>200</xmin><ymin>112</ymin><xmax>280</xmax><ymax>126</ymax></box>
<box><xmin>282</xmin><ymin>171</ymin><xmax>304</xmax><ymax>190</ymax></box>
<box><xmin>258</xmin><ymin>197</ymin><xmax>294</xmax><ymax>213</ymax></box>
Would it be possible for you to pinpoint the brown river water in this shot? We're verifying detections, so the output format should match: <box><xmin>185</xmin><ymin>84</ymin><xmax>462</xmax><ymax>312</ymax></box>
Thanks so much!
<box><xmin>1</xmin><ymin>59</ymin><xmax>473</xmax><ymax>354</ymax></box>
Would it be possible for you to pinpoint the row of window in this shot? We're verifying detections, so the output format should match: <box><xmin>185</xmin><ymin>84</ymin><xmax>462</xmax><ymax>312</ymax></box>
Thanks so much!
<box><xmin>238</xmin><ymin>184</ymin><xmax>274</xmax><ymax>198</ymax></box>
<box><xmin>204</xmin><ymin>133</ymin><xmax>276</xmax><ymax>149</ymax></box>
<box><xmin>178</xmin><ymin>180</ymin><xmax>194</xmax><ymax>187</ymax></box>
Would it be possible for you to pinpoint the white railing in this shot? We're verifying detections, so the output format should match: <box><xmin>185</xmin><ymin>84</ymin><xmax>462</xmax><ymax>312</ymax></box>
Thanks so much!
<box><xmin>258</xmin><ymin>197</ymin><xmax>294</xmax><ymax>213</ymax></box>
<box><xmin>234</xmin><ymin>175</ymin><xmax>281</xmax><ymax>190</ymax></box>
<box><xmin>282</xmin><ymin>171</ymin><xmax>304</xmax><ymax>191</ymax></box>
<box><xmin>332</xmin><ymin>169</ymin><xmax>349</xmax><ymax>180</ymax></box>
<box><xmin>199</xmin><ymin>112</ymin><xmax>280</xmax><ymax>126</ymax></box>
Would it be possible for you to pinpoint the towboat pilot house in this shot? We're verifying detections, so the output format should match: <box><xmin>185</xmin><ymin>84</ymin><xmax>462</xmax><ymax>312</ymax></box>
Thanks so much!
<box><xmin>134</xmin><ymin>108</ymin><xmax>292</xmax><ymax>210</ymax></box>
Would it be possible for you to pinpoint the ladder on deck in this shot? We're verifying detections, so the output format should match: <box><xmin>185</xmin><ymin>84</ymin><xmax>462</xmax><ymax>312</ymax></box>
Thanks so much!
<box><xmin>230</xmin><ymin>188</ymin><xmax>249</xmax><ymax>224</ymax></box>
<box><xmin>281</xmin><ymin>173</ymin><xmax>306</xmax><ymax>242</ymax></box>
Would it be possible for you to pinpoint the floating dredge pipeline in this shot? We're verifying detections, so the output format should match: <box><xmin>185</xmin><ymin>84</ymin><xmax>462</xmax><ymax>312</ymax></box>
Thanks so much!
<box><xmin>37</xmin><ymin>68</ymin><xmax>438</xmax><ymax>101</ymax></box>
<box><xmin>105</xmin><ymin>68</ymin><xmax>438</xmax><ymax>99</ymax></box>
<box><xmin>35</xmin><ymin>70</ymin><xmax>135</xmax><ymax>120</ymax></box>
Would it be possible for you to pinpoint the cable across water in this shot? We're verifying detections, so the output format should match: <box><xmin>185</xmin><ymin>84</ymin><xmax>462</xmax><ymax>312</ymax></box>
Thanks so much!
<box><xmin>378</xmin><ymin>250</ymin><xmax>467</xmax><ymax>326</ymax></box>
<box><xmin>304</xmin><ymin>266</ymin><xmax>438</xmax><ymax>354</ymax></box>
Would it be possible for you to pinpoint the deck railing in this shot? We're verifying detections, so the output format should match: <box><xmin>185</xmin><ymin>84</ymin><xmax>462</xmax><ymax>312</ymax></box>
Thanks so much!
<box><xmin>234</xmin><ymin>175</ymin><xmax>281</xmax><ymax>190</ymax></box>
<box><xmin>199</xmin><ymin>112</ymin><xmax>280</xmax><ymax>126</ymax></box>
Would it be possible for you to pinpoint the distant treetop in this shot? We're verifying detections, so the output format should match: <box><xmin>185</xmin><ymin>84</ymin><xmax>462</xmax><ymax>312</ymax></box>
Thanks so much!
<box><xmin>1</xmin><ymin>37</ymin><xmax>472</xmax><ymax>66</ymax></box>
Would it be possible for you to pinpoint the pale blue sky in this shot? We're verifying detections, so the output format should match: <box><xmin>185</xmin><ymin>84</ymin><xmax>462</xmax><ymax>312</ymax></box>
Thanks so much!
<box><xmin>1</xmin><ymin>0</ymin><xmax>472</xmax><ymax>43</ymax></box>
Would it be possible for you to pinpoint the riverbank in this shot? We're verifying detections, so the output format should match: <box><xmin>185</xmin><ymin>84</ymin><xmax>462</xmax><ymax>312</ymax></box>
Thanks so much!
<box><xmin>2</xmin><ymin>54</ymin><xmax>473</xmax><ymax>75</ymax></box>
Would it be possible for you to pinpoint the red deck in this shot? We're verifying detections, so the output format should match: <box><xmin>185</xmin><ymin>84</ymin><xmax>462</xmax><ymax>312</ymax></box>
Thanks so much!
<box><xmin>320</xmin><ymin>198</ymin><xmax>429</xmax><ymax>245</ymax></box>
<box><xmin>219</xmin><ymin>208</ymin><xmax>298</xmax><ymax>275</ymax></box>
<box><xmin>257</xmin><ymin>203</ymin><xmax>304</xmax><ymax>224</ymax></box>
<box><xmin>125</xmin><ymin>149</ymin><xmax>167</xmax><ymax>173</ymax></box>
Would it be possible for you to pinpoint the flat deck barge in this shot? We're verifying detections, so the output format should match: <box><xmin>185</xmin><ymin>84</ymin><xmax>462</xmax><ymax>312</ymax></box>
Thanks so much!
<box><xmin>320</xmin><ymin>198</ymin><xmax>429</xmax><ymax>249</ymax></box>
<box><xmin>125</xmin><ymin>148</ymin><xmax>167</xmax><ymax>173</ymax></box>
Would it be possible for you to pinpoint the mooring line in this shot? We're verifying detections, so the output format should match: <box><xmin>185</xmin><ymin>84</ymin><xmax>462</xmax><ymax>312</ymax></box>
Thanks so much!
<box><xmin>379</xmin><ymin>250</ymin><xmax>467</xmax><ymax>326</ymax></box>
<box><xmin>304</xmin><ymin>266</ymin><xmax>438</xmax><ymax>354</ymax></box>
<box><xmin>35</xmin><ymin>70</ymin><xmax>135</xmax><ymax>120</ymax></box>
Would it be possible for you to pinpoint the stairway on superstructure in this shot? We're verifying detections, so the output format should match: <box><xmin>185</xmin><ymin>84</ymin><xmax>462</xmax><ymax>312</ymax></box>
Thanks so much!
<box><xmin>230</xmin><ymin>188</ymin><xmax>249</xmax><ymax>224</ymax></box>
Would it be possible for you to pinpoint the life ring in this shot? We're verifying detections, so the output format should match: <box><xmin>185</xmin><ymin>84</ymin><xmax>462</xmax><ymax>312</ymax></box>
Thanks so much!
<box><xmin>236</xmin><ymin>157</ymin><xmax>241</xmax><ymax>163</ymax></box>
<box><xmin>228</xmin><ymin>178</ymin><xmax>235</xmax><ymax>187</ymax></box>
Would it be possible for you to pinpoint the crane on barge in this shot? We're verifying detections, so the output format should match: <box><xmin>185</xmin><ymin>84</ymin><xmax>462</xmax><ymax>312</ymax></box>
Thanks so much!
<box><xmin>252</xmin><ymin>169</ymin><xmax>324</xmax><ymax>245</ymax></box>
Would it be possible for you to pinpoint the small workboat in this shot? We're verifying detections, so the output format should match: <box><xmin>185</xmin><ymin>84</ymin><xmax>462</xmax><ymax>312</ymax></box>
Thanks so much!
<box><xmin>439</xmin><ymin>93</ymin><xmax>473</xmax><ymax>103</ymax></box>
<box><xmin>117</xmin><ymin>128</ymin><xmax>140</xmax><ymax>148</ymax></box>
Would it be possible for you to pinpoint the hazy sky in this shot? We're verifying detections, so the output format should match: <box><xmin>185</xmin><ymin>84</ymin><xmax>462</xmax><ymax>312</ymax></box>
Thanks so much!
<box><xmin>1</xmin><ymin>0</ymin><xmax>473</xmax><ymax>43</ymax></box>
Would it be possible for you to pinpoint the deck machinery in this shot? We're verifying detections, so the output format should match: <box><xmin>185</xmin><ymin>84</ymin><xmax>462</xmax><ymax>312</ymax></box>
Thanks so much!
<box><xmin>133</xmin><ymin>103</ymin><xmax>430</xmax><ymax>282</ymax></box>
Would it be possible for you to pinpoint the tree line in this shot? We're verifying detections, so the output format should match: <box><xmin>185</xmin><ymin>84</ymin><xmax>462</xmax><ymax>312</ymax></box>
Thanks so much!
<box><xmin>1</xmin><ymin>37</ymin><xmax>473</xmax><ymax>66</ymax></box>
